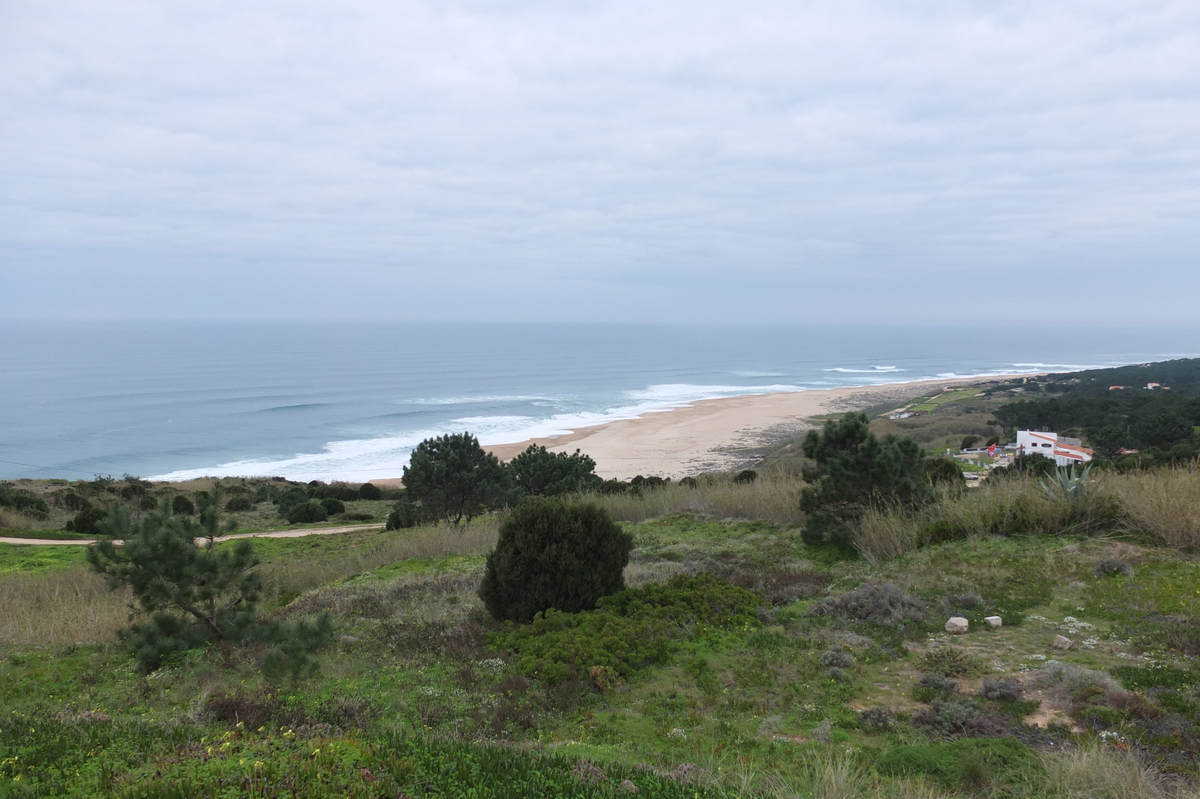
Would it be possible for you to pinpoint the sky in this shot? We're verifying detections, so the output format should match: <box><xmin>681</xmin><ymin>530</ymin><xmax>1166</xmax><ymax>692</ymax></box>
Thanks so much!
<box><xmin>1</xmin><ymin>0</ymin><xmax>1198</xmax><ymax>324</ymax></box>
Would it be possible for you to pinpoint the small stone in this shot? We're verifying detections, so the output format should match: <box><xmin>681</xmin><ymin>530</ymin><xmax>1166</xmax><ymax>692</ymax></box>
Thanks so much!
<box><xmin>984</xmin><ymin>616</ymin><xmax>1003</xmax><ymax>628</ymax></box>
<box><xmin>945</xmin><ymin>617</ymin><xmax>969</xmax><ymax>634</ymax></box>
<box><xmin>1053</xmin><ymin>634</ymin><xmax>1073</xmax><ymax>650</ymax></box>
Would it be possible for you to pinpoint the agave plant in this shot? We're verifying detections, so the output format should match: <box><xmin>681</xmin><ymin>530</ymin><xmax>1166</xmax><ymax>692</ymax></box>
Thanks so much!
<box><xmin>1039</xmin><ymin>462</ymin><xmax>1093</xmax><ymax>503</ymax></box>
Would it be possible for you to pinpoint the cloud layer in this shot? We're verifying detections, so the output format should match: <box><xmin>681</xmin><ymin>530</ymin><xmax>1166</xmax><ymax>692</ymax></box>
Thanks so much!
<box><xmin>2</xmin><ymin>0</ymin><xmax>1198</xmax><ymax>321</ymax></box>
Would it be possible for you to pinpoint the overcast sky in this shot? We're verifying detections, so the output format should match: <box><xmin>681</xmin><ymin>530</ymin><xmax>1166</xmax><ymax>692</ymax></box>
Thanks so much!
<box><xmin>2</xmin><ymin>1</ymin><xmax>1197</xmax><ymax>323</ymax></box>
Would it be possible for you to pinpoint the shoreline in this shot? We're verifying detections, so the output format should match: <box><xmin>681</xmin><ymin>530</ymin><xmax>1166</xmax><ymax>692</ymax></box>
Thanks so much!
<box><xmin>373</xmin><ymin>373</ymin><xmax>1033</xmax><ymax>484</ymax></box>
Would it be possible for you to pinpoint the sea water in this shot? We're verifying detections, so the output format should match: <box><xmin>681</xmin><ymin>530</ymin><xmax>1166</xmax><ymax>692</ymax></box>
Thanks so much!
<box><xmin>1</xmin><ymin>321</ymin><xmax>1196</xmax><ymax>482</ymax></box>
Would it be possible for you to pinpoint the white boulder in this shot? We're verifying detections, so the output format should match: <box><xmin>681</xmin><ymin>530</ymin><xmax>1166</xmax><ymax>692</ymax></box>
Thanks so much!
<box><xmin>945</xmin><ymin>617</ymin><xmax>969</xmax><ymax>634</ymax></box>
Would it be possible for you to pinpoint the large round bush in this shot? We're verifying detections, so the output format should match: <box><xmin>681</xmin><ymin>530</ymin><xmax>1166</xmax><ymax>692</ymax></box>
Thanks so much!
<box><xmin>479</xmin><ymin>497</ymin><xmax>633</xmax><ymax>623</ymax></box>
<box><xmin>287</xmin><ymin>501</ymin><xmax>328</xmax><ymax>524</ymax></box>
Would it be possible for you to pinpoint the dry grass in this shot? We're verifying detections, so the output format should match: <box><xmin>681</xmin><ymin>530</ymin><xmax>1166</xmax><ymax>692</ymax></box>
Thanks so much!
<box><xmin>1109</xmin><ymin>465</ymin><xmax>1200</xmax><ymax>550</ymax></box>
<box><xmin>0</xmin><ymin>508</ymin><xmax>41</xmax><ymax>530</ymax></box>
<box><xmin>259</xmin><ymin>520</ymin><xmax>500</xmax><ymax>601</ymax></box>
<box><xmin>0</xmin><ymin>566</ymin><xmax>129</xmax><ymax>648</ymax></box>
<box><xmin>576</xmin><ymin>474</ymin><xmax>806</xmax><ymax>527</ymax></box>
<box><xmin>852</xmin><ymin>474</ymin><xmax>1136</xmax><ymax>563</ymax></box>
<box><xmin>854</xmin><ymin>507</ymin><xmax>930</xmax><ymax>564</ymax></box>
<box><xmin>1046</xmin><ymin>743</ymin><xmax>1174</xmax><ymax>799</ymax></box>
<box><xmin>0</xmin><ymin>521</ymin><xmax>501</xmax><ymax>651</ymax></box>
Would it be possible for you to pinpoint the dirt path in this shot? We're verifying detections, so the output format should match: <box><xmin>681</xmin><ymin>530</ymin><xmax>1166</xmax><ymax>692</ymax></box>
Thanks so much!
<box><xmin>0</xmin><ymin>523</ymin><xmax>385</xmax><ymax>547</ymax></box>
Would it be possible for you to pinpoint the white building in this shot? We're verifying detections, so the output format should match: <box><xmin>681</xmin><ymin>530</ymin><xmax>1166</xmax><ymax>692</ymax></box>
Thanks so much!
<box><xmin>1016</xmin><ymin>430</ymin><xmax>1093</xmax><ymax>466</ymax></box>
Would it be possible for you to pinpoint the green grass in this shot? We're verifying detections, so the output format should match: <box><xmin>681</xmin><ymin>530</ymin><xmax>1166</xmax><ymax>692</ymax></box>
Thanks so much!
<box><xmin>0</xmin><ymin>542</ymin><xmax>87</xmax><ymax>573</ymax></box>
<box><xmin>5</xmin><ymin>475</ymin><xmax>1200</xmax><ymax>797</ymax></box>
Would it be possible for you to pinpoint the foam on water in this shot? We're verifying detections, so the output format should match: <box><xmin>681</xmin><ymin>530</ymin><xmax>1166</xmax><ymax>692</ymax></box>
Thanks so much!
<box><xmin>4</xmin><ymin>320</ymin><xmax>1196</xmax><ymax>483</ymax></box>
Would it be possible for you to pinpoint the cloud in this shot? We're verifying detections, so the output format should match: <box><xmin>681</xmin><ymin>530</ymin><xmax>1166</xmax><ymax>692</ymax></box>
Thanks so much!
<box><xmin>1</xmin><ymin>0</ymin><xmax>1198</xmax><ymax>321</ymax></box>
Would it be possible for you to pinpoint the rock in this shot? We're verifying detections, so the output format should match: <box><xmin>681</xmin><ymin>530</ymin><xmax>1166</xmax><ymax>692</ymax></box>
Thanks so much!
<box><xmin>984</xmin><ymin>616</ymin><xmax>1003</xmax><ymax>628</ymax></box>
<box><xmin>1053</xmin><ymin>634</ymin><xmax>1073</xmax><ymax>650</ymax></box>
<box><xmin>945</xmin><ymin>617</ymin><xmax>970</xmax><ymax>634</ymax></box>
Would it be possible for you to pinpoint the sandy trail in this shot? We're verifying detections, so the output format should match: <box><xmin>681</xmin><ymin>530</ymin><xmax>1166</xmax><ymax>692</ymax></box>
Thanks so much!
<box><xmin>0</xmin><ymin>523</ymin><xmax>384</xmax><ymax>547</ymax></box>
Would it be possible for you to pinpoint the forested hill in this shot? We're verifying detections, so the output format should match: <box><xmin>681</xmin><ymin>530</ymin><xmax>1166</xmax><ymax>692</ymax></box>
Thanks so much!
<box><xmin>988</xmin><ymin>358</ymin><xmax>1200</xmax><ymax>462</ymax></box>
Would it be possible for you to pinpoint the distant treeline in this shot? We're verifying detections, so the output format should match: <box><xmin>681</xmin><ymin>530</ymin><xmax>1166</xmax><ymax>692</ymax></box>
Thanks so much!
<box><xmin>988</xmin><ymin>358</ymin><xmax>1200</xmax><ymax>465</ymax></box>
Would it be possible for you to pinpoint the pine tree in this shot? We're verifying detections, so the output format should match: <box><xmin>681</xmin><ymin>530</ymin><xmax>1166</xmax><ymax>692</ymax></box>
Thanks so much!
<box><xmin>87</xmin><ymin>486</ymin><xmax>332</xmax><ymax>675</ymax></box>
<box><xmin>403</xmin><ymin>432</ymin><xmax>512</xmax><ymax>525</ymax></box>
<box><xmin>507</xmin><ymin>445</ymin><xmax>600</xmax><ymax>496</ymax></box>
<box><xmin>799</xmin><ymin>413</ymin><xmax>931</xmax><ymax>547</ymax></box>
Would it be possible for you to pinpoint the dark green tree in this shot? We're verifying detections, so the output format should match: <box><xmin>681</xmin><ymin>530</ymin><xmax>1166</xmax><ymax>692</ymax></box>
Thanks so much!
<box><xmin>925</xmin><ymin>457</ymin><xmax>966</xmax><ymax>488</ymax></box>
<box><xmin>171</xmin><ymin>495</ymin><xmax>195</xmax><ymax>516</ymax></box>
<box><xmin>1133</xmin><ymin>411</ymin><xmax>1194</xmax><ymax>449</ymax></box>
<box><xmin>67</xmin><ymin>506</ymin><xmax>107</xmax><ymax>536</ymax></box>
<box><xmin>385</xmin><ymin>495</ymin><xmax>428</xmax><ymax>530</ymax></box>
<box><xmin>507</xmin><ymin>445</ymin><xmax>600</xmax><ymax>496</ymax></box>
<box><xmin>403</xmin><ymin>432</ymin><xmax>511</xmax><ymax>526</ymax></box>
<box><xmin>733</xmin><ymin>469</ymin><xmax>759</xmax><ymax>484</ymax></box>
<box><xmin>479</xmin><ymin>497</ymin><xmax>633</xmax><ymax>623</ymax></box>
<box><xmin>319</xmin><ymin>497</ymin><xmax>345</xmax><ymax>516</ymax></box>
<box><xmin>1087</xmin><ymin>424</ymin><xmax>1129</xmax><ymax>460</ymax></box>
<box><xmin>86</xmin><ymin>488</ymin><xmax>332</xmax><ymax>674</ymax></box>
<box><xmin>287</xmin><ymin>501</ymin><xmax>328</xmax><ymax>524</ymax></box>
<box><xmin>357</xmin><ymin>482</ymin><xmax>382</xmax><ymax>500</ymax></box>
<box><xmin>275</xmin><ymin>487</ymin><xmax>311</xmax><ymax>518</ymax></box>
<box><xmin>799</xmin><ymin>413</ymin><xmax>931</xmax><ymax>547</ymax></box>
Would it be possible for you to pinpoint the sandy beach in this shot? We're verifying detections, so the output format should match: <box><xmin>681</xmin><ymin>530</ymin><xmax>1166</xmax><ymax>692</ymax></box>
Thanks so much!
<box><xmin>377</xmin><ymin>374</ymin><xmax>1029</xmax><ymax>484</ymax></box>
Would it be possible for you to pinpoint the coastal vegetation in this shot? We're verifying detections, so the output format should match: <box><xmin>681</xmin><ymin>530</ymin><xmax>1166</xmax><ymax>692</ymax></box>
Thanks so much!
<box><xmin>3</xmin><ymin>362</ymin><xmax>1200</xmax><ymax>797</ymax></box>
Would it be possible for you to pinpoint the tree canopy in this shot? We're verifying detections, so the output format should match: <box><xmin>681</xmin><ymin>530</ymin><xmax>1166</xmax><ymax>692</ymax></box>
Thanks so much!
<box><xmin>402</xmin><ymin>432</ymin><xmax>512</xmax><ymax>525</ymax></box>
<box><xmin>507</xmin><ymin>445</ymin><xmax>600</xmax><ymax>497</ymax></box>
<box><xmin>799</xmin><ymin>412</ymin><xmax>931</xmax><ymax>547</ymax></box>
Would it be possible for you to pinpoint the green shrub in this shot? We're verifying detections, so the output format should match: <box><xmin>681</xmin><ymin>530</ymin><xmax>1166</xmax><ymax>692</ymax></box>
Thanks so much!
<box><xmin>1094</xmin><ymin>558</ymin><xmax>1134</xmax><ymax>577</ymax></box>
<box><xmin>358</xmin><ymin>482</ymin><xmax>383</xmax><ymax>500</ymax></box>
<box><xmin>479</xmin><ymin>498</ymin><xmax>632</xmax><ymax>623</ymax></box>
<box><xmin>66</xmin><ymin>506</ymin><xmax>107</xmax><ymax>536</ymax></box>
<box><xmin>1111</xmin><ymin>664</ymin><xmax>1197</xmax><ymax>691</ymax></box>
<box><xmin>171</xmin><ymin>494</ymin><xmax>195</xmax><ymax>516</ymax></box>
<box><xmin>917</xmin><ymin>646</ymin><xmax>988</xmax><ymax>678</ymax></box>
<box><xmin>926</xmin><ymin>458</ymin><xmax>966</xmax><ymax>488</ymax></box>
<box><xmin>877</xmin><ymin>738</ymin><xmax>1038</xmax><ymax>787</ymax></box>
<box><xmin>386</xmin><ymin>499</ymin><xmax>427</xmax><ymax>530</ymax></box>
<box><xmin>320</xmin><ymin>497</ymin><xmax>346</xmax><ymax>516</ymax></box>
<box><xmin>495</xmin><ymin>574</ymin><xmax>764</xmax><ymax>684</ymax></box>
<box><xmin>820</xmin><ymin>647</ymin><xmax>854</xmax><ymax>668</ymax></box>
<box><xmin>224</xmin><ymin>496</ymin><xmax>252</xmax><ymax>513</ymax></box>
<box><xmin>0</xmin><ymin>482</ymin><xmax>50</xmax><ymax>515</ymax></box>
<box><xmin>980</xmin><ymin>678</ymin><xmax>1023</xmax><ymax>702</ymax></box>
<box><xmin>276</xmin><ymin>487</ymin><xmax>311</xmax><ymax>517</ymax></box>
<box><xmin>913</xmin><ymin>672</ymin><xmax>959</xmax><ymax>702</ymax></box>
<box><xmin>287</xmin><ymin>501</ymin><xmax>328</xmax><ymax>524</ymax></box>
<box><xmin>59</xmin><ymin>491</ymin><xmax>91</xmax><ymax>511</ymax></box>
<box><xmin>912</xmin><ymin>698</ymin><xmax>1008</xmax><ymax>738</ymax></box>
<box><xmin>732</xmin><ymin>469</ymin><xmax>758</xmax><ymax>484</ymax></box>
<box><xmin>810</xmin><ymin>582</ymin><xmax>927</xmax><ymax>631</ymax></box>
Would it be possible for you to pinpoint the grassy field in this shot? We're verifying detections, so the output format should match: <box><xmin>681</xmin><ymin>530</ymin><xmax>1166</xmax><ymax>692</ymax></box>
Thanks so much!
<box><xmin>3</xmin><ymin>468</ymin><xmax>1200</xmax><ymax>798</ymax></box>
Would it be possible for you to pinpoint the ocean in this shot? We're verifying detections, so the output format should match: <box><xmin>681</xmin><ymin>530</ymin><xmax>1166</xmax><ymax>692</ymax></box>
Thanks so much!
<box><xmin>1</xmin><ymin>321</ymin><xmax>1196</xmax><ymax>483</ymax></box>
